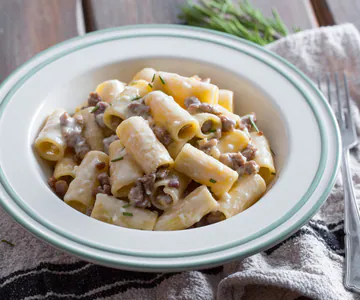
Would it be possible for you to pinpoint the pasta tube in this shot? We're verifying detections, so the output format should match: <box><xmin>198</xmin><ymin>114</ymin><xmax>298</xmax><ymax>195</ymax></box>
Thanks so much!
<box><xmin>75</xmin><ymin>107</ymin><xmax>104</xmax><ymax>151</ymax></box>
<box><xmin>167</xmin><ymin>140</ymin><xmax>187</xmax><ymax>159</ymax></box>
<box><xmin>174</xmin><ymin>144</ymin><xmax>238</xmax><ymax>197</ymax></box>
<box><xmin>193</xmin><ymin>113</ymin><xmax>221</xmax><ymax>139</ymax></box>
<box><xmin>103</xmin><ymin>80</ymin><xmax>152</xmax><ymax>130</ymax></box>
<box><xmin>95</xmin><ymin>79</ymin><xmax>126</xmax><ymax>103</ymax></box>
<box><xmin>53</xmin><ymin>154</ymin><xmax>77</xmax><ymax>180</ymax></box>
<box><xmin>151</xmin><ymin>171</ymin><xmax>191</xmax><ymax>210</ymax></box>
<box><xmin>154</xmin><ymin>185</ymin><xmax>218</xmax><ymax>231</ymax></box>
<box><xmin>34</xmin><ymin>108</ymin><xmax>66</xmax><ymax>161</ymax></box>
<box><xmin>131</xmin><ymin>68</ymin><xmax>157</xmax><ymax>83</ymax></box>
<box><xmin>217</xmin><ymin>130</ymin><xmax>249</xmax><ymax>154</ymax></box>
<box><xmin>117</xmin><ymin>116</ymin><xmax>174</xmax><ymax>174</ymax></box>
<box><xmin>218</xmin><ymin>89</ymin><xmax>234</xmax><ymax>112</ymax></box>
<box><xmin>64</xmin><ymin>151</ymin><xmax>109</xmax><ymax>214</ymax></box>
<box><xmin>217</xmin><ymin>174</ymin><xmax>266</xmax><ymax>218</ymax></box>
<box><xmin>152</xmin><ymin>71</ymin><xmax>219</xmax><ymax>108</ymax></box>
<box><xmin>144</xmin><ymin>91</ymin><xmax>199</xmax><ymax>141</ymax></box>
<box><xmin>251</xmin><ymin>132</ymin><xmax>276</xmax><ymax>184</ymax></box>
<box><xmin>109</xmin><ymin>140</ymin><xmax>143</xmax><ymax>198</ymax></box>
<box><xmin>91</xmin><ymin>194</ymin><xmax>158</xmax><ymax>230</ymax></box>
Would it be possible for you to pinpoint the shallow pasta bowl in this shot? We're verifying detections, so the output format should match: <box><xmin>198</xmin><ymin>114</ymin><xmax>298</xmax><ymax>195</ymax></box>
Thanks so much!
<box><xmin>0</xmin><ymin>25</ymin><xmax>340</xmax><ymax>271</ymax></box>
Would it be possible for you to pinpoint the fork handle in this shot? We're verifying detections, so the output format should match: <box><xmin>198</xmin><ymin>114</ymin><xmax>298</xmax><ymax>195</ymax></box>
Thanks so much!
<box><xmin>343</xmin><ymin>148</ymin><xmax>360</xmax><ymax>293</ymax></box>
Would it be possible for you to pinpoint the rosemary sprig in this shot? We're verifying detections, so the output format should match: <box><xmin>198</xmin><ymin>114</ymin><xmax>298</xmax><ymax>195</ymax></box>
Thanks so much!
<box><xmin>179</xmin><ymin>0</ymin><xmax>299</xmax><ymax>45</ymax></box>
<box><xmin>1</xmin><ymin>239</ymin><xmax>15</xmax><ymax>247</ymax></box>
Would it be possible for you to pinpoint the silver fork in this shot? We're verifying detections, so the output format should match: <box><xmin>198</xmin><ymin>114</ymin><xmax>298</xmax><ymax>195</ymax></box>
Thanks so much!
<box><xmin>319</xmin><ymin>73</ymin><xmax>360</xmax><ymax>293</ymax></box>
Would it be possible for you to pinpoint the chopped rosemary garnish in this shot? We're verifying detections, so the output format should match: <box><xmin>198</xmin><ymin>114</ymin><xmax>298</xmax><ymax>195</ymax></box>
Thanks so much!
<box><xmin>1</xmin><ymin>239</ymin><xmax>14</xmax><ymax>247</ymax></box>
<box><xmin>91</xmin><ymin>105</ymin><xmax>99</xmax><ymax>113</ymax></box>
<box><xmin>270</xmin><ymin>148</ymin><xmax>275</xmax><ymax>156</ymax></box>
<box><xmin>209</xmin><ymin>178</ymin><xmax>217</xmax><ymax>183</ymax></box>
<box><xmin>111</xmin><ymin>157</ymin><xmax>124</xmax><ymax>162</ymax></box>
<box><xmin>249</xmin><ymin>115</ymin><xmax>259</xmax><ymax>132</ymax></box>
<box><xmin>209</xmin><ymin>129</ymin><xmax>217</xmax><ymax>133</ymax></box>
<box><xmin>151</xmin><ymin>73</ymin><xmax>156</xmax><ymax>82</ymax></box>
<box><xmin>271</xmin><ymin>172</ymin><xmax>276</xmax><ymax>175</ymax></box>
<box><xmin>123</xmin><ymin>212</ymin><xmax>133</xmax><ymax>217</ymax></box>
<box><xmin>148</xmin><ymin>83</ymin><xmax>153</xmax><ymax>88</ymax></box>
<box><xmin>122</xmin><ymin>203</ymin><xmax>131</xmax><ymax>208</ymax></box>
<box><xmin>130</xmin><ymin>81</ymin><xmax>138</xmax><ymax>85</ymax></box>
<box><xmin>159</xmin><ymin>75</ymin><xmax>166</xmax><ymax>84</ymax></box>
<box><xmin>132</xmin><ymin>96</ymin><xmax>141</xmax><ymax>101</ymax></box>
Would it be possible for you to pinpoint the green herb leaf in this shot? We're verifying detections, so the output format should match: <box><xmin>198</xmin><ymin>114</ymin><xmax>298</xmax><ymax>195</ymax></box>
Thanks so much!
<box><xmin>270</xmin><ymin>148</ymin><xmax>275</xmax><ymax>156</ymax></box>
<box><xmin>209</xmin><ymin>129</ymin><xmax>217</xmax><ymax>133</ymax></box>
<box><xmin>148</xmin><ymin>83</ymin><xmax>153</xmax><ymax>88</ymax></box>
<box><xmin>151</xmin><ymin>73</ymin><xmax>156</xmax><ymax>82</ymax></box>
<box><xmin>178</xmin><ymin>0</ymin><xmax>298</xmax><ymax>45</ymax></box>
<box><xmin>132</xmin><ymin>96</ymin><xmax>141</xmax><ymax>101</ymax></box>
<box><xmin>1</xmin><ymin>239</ymin><xmax>14</xmax><ymax>247</ymax></box>
<box><xmin>271</xmin><ymin>172</ymin><xmax>276</xmax><ymax>175</ymax></box>
<box><xmin>123</xmin><ymin>212</ymin><xmax>133</xmax><ymax>217</ymax></box>
<box><xmin>249</xmin><ymin>115</ymin><xmax>259</xmax><ymax>132</ymax></box>
<box><xmin>111</xmin><ymin>157</ymin><xmax>124</xmax><ymax>162</ymax></box>
<box><xmin>159</xmin><ymin>75</ymin><xmax>166</xmax><ymax>84</ymax></box>
<box><xmin>91</xmin><ymin>105</ymin><xmax>99</xmax><ymax>113</ymax></box>
<box><xmin>122</xmin><ymin>203</ymin><xmax>131</xmax><ymax>208</ymax></box>
<box><xmin>130</xmin><ymin>81</ymin><xmax>138</xmax><ymax>85</ymax></box>
<box><xmin>209</xmin><ymin>178</ymin><xmax>217</xmax><ymax>183</ymax></box>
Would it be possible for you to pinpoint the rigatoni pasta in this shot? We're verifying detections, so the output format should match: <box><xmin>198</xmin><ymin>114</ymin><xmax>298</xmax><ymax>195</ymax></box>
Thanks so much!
<box><xmin>34</xmin><ymin>68</ymin><xmax>275</xmax><ymax>231</ymax></box>
<box><xmin>34</xmin><ymin>108</ymin><xmax>66</xmax><ymax>161</ymax></box>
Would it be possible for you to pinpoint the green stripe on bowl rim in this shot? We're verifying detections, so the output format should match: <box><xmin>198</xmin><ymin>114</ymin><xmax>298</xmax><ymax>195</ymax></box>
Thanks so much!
<box><xmin>0</xmin><ymin>25</ymin><xmax>341</xmax><ymax>269</ymax></box>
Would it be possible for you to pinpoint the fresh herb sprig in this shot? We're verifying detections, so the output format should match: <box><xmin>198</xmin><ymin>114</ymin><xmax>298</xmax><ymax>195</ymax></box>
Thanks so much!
<box><xmin>1</xmin><ymin>239</ymin><xmax>15</xmax><ymax>247</ymax></box>
<box><xmin>179</xmin><ymin>0</ymin><xmax>299</xmax><ymax>46</ymax></box>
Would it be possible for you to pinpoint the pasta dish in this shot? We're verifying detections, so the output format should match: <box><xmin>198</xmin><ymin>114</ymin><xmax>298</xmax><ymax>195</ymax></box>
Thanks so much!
<box><xmin>34</xmin><ymin>68</ymin><xmax>276</xmax><ymax>231</ymax></box>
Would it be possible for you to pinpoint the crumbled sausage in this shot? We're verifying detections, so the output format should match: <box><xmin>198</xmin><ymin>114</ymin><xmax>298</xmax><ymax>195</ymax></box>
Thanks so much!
<box><xmin>138</xmin><ymin>173</ymin><xmax>156</xmax><ymax>196</ymax></box>
<box><xmin>219</xmin><ymin>152</ymin><xmax>246</xmax><ymax>170</ymax></box>
<box><xmin>93</xmin><ymin>101</ymin><xmax>110</xmax><ymax>128</ymax></box>
<box><xmin>220</xmin><ymin>115</ymin><xmax>235</xmax><ymax>132</ymax></box>
<box><xmin>168</xmin><ymin>179</ymin><xmax>180</xmax><ymax>188</ymax></box>
<box><xmin>242</xmin><ymin>143</ymin><xmax>258</xmax><ymax>161</ymax></box>
<box><xmin>88</xmin><ymin>92</ymin><xmax>102</xmax><ymax>107</ymax></box>
<box><xmin>103</xmin><ymin>135</ymin><xmax>119</xmax><ymax>155</ymax></box>
<box><xmin>152</xmin><ymin>125</ymin><xmax>173</xmax><ymax>146</ymax></box>
<box><xmin>201</xmin><ymin>120</ymin><xmax>213</xmax><ymax>133</ymax></box>
<box><xmin>184</xmin><ymin>96</ymin><xmax>222</xmax><ymax>115</ymax></box>
<box><xmin>197</xmin><ymin>138</ymin><xmax>219</xmax><ymax>156</ymax></box>
<box><xmin>94</xmin><ymin>172</ymin><xmax>111</xmax><ymax>196</ymax></box>
<box><xmin>241</xmin><ymin>112</ymin><xmax>256</xmax><ymax>131</ymax></box>
<box><xmin>128</xmin><ymin>181</ymin><xmax>151</xmax><ymax>208</ymax></box>
<box><xmin>128</xmin><ymin>173</ymin><xmax>156</xmax><ymax>208</ymax></box>
<box><xmin>48</xmin><ymin>176</ymin><xmax>69</xmax><ymax>199</ymax></box>
<box><xmin>60</xmin><ymin>112</ymin><xmax>90</xmax><ymax>160</ymax></box>
<box><xmin>238</xmin><ymin>161</ymin><xmax>260</xmax><ymax>176</ymax></box>
<box><xmin>54</xmin><ymin>180</ymin><xmax>69</xmax><ymax>199</ymax></box>
<box><xmin>127</xmin><ymin>99</ymin><xmax>150</xmax><ymax>118</ymax></box>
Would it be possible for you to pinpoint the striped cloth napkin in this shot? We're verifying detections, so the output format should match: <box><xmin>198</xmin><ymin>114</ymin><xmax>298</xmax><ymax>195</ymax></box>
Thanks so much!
<box><xmin>1</xmin><ymin>23</ymin><xmax>360</xmax><ymax>300</ymax></box>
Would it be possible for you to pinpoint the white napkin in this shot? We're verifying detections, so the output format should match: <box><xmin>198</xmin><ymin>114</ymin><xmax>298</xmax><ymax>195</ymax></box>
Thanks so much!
<box><xmin>1</xmin><ymin>23</ymin><xmax>360</xmax><ymax>300</ymax></box>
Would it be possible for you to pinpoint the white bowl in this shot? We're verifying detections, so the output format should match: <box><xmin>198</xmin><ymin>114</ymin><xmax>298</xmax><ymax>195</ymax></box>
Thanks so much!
<box><xmin>0</xmin><ymin>25</ymin><xmax>341</xmax><ymax>272</ymax></box>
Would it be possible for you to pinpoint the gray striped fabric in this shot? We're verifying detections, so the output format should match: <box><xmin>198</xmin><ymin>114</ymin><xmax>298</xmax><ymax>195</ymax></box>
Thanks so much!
<box><xmin>1</xmin><ymin>23</ymin><xmax>360</xmax><ymax>300</ymax></box>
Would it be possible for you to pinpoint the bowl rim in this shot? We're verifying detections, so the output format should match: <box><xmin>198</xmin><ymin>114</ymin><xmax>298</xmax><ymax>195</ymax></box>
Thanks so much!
<box><xmin>0</xmin><ymin>24</ymin><xmax>341</xmax><ymax>269</ymax></box>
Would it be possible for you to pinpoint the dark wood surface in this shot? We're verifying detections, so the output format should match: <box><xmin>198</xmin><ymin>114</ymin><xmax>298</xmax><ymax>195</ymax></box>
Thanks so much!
<box><xmin>0</xmin><ymin>0</ymin><xmax>359</xmax><ymax>83</ymax></box>
<box><xmin>0</xmin><ymin>0</ymin><xmax>79</xmax><ymax>82</ymax></box>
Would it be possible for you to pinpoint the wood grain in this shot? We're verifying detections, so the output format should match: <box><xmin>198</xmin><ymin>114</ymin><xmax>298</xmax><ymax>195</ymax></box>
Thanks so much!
<box><xmin>325</xmin><ymin>0</ymin><xmax>360</xmax><ymax>29</ymax></box>
<box><xmin>251</xmin><ymin>0</ymin><xmax>318</xmax><ymax>30</ymax></box>
<box><xmin>310</xmin><ymin>0</ymin><xmax>335</xmax><ymax>27</ymax></box>
<box><xmin>0</xmin><ymin>0</ymin><xmax>79</xmax><ymax>82</ymax></box>
<box><xmin>84</xmin><ymin>0</ymin><xmax>318</xmax><ymax>32</ymax></box>
<box><xmin>83</xmin><ymin>0</ymin><xmax>186</xmax><ymax>30</ymax></box>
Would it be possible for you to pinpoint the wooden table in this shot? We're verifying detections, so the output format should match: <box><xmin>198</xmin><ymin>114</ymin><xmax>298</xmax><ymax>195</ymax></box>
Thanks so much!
<box><xmin>0</xmin><ymin>0</ymin><xmax>359</xmax><ymax>83</ymax></box>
